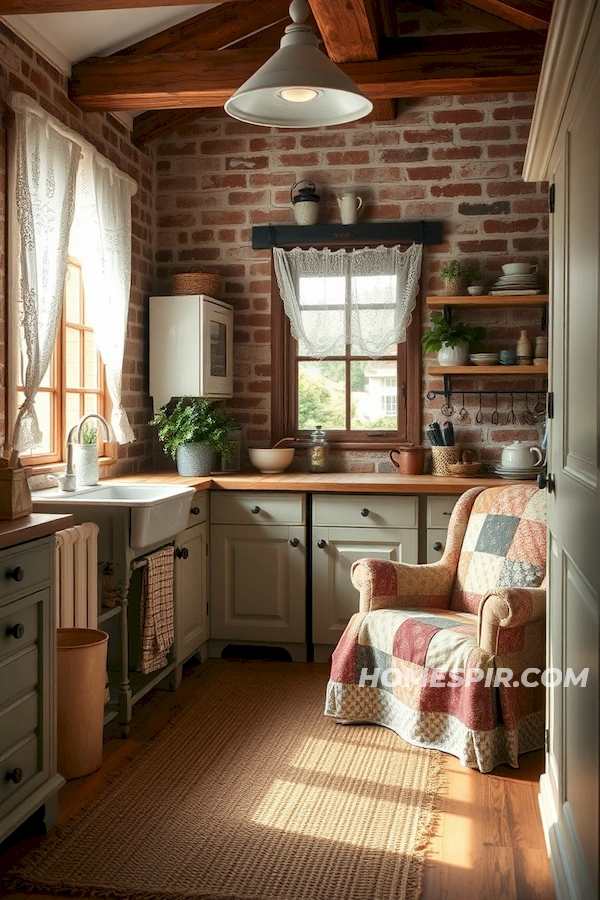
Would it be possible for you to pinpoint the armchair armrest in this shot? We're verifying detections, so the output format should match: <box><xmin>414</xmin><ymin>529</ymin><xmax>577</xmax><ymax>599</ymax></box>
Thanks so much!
<box><xmin>350</xmin><ymin>557</ymin><xmax>456</xmax><ymax>613</ymax></box>
<box><xmin>478</xmin><ymin>587</ymin><xmax>546</xmax><ymax>656</ymax></box>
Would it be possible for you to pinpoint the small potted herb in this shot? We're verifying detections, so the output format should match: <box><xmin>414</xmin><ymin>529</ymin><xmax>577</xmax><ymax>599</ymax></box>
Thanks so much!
<box><xmin>150</xmin><ymin>397</ymin><xmax>233</xmax><ymax>476</ymax></box>
<box><xmin>439</xmin><ymin>260</ymin><xmax>479</xmax><ymax>296</ymax></box>
<box><xmin>422</xmin><ymin>313</ymin><xmax>486</xmax><ymax>366</ymax></box>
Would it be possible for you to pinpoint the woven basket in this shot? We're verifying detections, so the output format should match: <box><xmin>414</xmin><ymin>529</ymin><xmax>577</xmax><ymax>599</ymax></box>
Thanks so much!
<box><xmin>172</xmin><ymin>272</ymin><xmax>221</xmax><ymax>298</ymax></box>
<box><xmin>431</xmin><ymin>445</ymin><xmax>461</xmax><ymax>476</ymax></box>
<box><xmin>447</xmin><ymin>461</ymin><xmax>482</xmax><ymax>478</ymax></box>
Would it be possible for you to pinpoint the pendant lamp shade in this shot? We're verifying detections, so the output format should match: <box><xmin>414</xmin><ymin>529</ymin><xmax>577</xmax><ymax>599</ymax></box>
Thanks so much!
<box><xmin>224</xmin><ymin>0</ymin><xmax>373</xmax><ymax>128</ymax></box>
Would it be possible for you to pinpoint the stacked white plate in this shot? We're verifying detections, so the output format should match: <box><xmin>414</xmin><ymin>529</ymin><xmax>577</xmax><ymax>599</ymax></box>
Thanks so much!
<box><xmin>495</xmin><ymin>464</ymin><xmax>540</xmax><ymax>480</ymax></box>
<box><xmin>470</xmin><ymin>353</ymin><xmax>500</xmax><ymax>366</ymax></box>
<box><xmin>489</xmin><ymin>274</ymin><xmax>541</xmax><ymax>295</ymax></box>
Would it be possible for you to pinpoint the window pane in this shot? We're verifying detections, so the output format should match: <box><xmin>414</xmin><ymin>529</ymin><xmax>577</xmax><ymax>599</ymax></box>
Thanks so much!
<box><xmin>65</xmin><ymin>264</ymin><xmax>82</xmax><ymax>324</ymax></box>
<box><xmin>66</xmin><ymin>392</ymin><xmax>81</xmax><ymax>430</ymax></box>
<box><xmin>297</xmin><ymin>276</ymin><xmax>346</xmax><ymax>356</ymax></box>
<box><xmin>17</xmin><ymin>390</ymin><xmax>54</xmax><ymax>456</ymax></box>
<box><xmin>350</xmin><ymin>360</ymin><xmax>398</xmax><ymax>431</ymax></box>
<box><xmin>350</xmin><ymin>274</ymin><xmax>397</xmax><ymax>354</ymax></box>
<box><xmin>298</xmin><ymin>361</ymin><xmax>346</xmax><ymax>431</ymax></box>
<box><xmin>84</xmin><ymin>333</ymin><xmax>99</xmax><ymax>388</ymax></box>
<box><xmin>65</xmin><ymin>327</ymin><xmax>82</xmax><ymax>388</ymax></box>
<box><xmin>84</xmin><ymin>394</ymin><xmax>98</xmax><ymax>415</ymax></box>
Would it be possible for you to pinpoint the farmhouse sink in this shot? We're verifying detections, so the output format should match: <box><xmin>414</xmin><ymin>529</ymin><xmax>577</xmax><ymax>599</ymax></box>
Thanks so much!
<box><xmin>32</xmin><ymin>482</ymin><xmax>195</xmax><ymax>549</ymax></box>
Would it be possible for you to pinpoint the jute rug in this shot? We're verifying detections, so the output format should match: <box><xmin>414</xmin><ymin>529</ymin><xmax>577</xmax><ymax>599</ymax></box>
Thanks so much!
<box><xmin>5</xmin><ymin>661</ymin><xmax>443</xmax><ymax>900</ymax></box>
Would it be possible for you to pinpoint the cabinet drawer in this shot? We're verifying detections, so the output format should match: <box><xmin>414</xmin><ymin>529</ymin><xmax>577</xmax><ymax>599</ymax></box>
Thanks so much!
<box><xmin>211</xmin><ymin>492</ymin><xmax>305</xmax><ymax>526</ymax></box>
<box><xmin>0</xmin><ymin>539</ymin><xmax>51</xmax><ymax>606</ymax></box>
<box><xmin>0</xmin><ymin>736</ymin><xmax>40</xmax><ymax>808</ymax></box>
<box><xmin>0</xmin><ymin>597</ymin><xmax>39</xmax><ymax>663</ymax></box>
<box><xmin>0</xmin><ymin>693</ymin><xmax>38</xmax><ymax>758</ymax></box>
<box><xmin>426</xmin><ymin>496</ymin><xmax>459</xmax><ymax>528</ymax></box>
<box><xmin>186</xmin><ymin>491</ymin><xmax>208</xmax><ymax>528</ymax></box>
<box><xmin>313</xmin><ymin>494</ymin><xmax>418</xmax><ymax>529</ymax></box>
<box><xmin>0</xmin><ymin>646</ymin><xmax>39</xmax><ymax>709</ymax></box>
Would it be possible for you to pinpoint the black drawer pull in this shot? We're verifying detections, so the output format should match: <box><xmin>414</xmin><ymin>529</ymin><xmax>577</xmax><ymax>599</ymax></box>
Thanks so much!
<box><xmin>251</xmin><ymin>506</ymin><xmax>260</xmax><ymax>514</ymax></box>
<box><xmin>289</xmin><ymin>538</ymin><xmax>300</xmax><ymax>547</ymax></box>
<box><xmin>317</xmin><ymin>539</ymin><xmax>327</xmax><ymax>549</ymax></box>
<box><xmin>6</xmin><ymin>623</ymin><xmax>25</xmax><ymax>639</ymax></box>
<box><xmin>443</xmin><ymin>511</ymin><xmax>452</xmax><ymax>516</ymax></box>
<box><xmin>6</xmin><ymin>567</ymin><xmax>24</xmax><ymax>582</ymax></box>
<box><xmin>175</xmin><ymin>547</ymin><xmax>189</xmax><ymax>560</ymax></box>
<box><xmin>190</xmin><ymin>506</ymin><xmax>200</xmax><ymax>515</ymax></box>
<box><xmin>433</xmin><ymin>542</ymin><xmax>443</xmax><ymax>552</ymax></box>
<box><xmin>360</xmin><ymin>508</ymin><xmax>369</xmax><ymax>517</ymax></box>
<box><xmin>5</xmin><ymin>767</ymin><xmax>23</xmax><ymax>784</ymax></box>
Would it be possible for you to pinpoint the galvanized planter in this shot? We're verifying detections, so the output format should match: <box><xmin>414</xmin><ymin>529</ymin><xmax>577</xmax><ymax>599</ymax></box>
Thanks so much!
<box><xmin>176</xmin><ymin>443</ymin><xmax>215</xmax><ymax>477</ymax></box>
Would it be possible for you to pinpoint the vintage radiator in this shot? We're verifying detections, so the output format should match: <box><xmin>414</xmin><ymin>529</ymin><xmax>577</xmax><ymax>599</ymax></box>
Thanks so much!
<box><xmin>54</xmin><ymin>523</ymin><xmax>100</xmax><ymax>629</ymax></box>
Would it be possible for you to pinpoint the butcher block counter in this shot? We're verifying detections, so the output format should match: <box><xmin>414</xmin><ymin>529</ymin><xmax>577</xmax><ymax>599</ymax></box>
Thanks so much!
<box><xmin>0</xmin><ymin>512</ymin><xmax>73</xmax><ymax>550</ymax></box>
<box><xmin>109</xmin><ymin>471</ymin><xmax>522</xmax><ymax>494</ymax></box>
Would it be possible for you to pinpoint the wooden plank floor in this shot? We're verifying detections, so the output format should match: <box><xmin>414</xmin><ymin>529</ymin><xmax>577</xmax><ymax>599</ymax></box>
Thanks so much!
<box><xmin>0</xmin><ymin>659</ymin><xmax>554</xmax><ymax>900</ymax></box>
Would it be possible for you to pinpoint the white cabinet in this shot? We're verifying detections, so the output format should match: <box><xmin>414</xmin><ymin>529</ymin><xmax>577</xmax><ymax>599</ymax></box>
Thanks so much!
<box><xmin>425</xmin><ymin>496</ymin><xmax>458</xmax><ymax>562</ymax></box>
<box><xmin>311</xmin><ymin>495</ymin><xmax>419</xmax><ymax>662</ymax></box>
<box><xmin>0</xmin><ymin>536</ymin><xmax>64</xmax><ymax>845</ymax></box>
<box><xmin>174</xmin><ymin>493</ymin><xmax>209</xmax><ymax>685</ymax></box>
<box><xmin>210</xmin><ymin>493</ymin><xmax>306</xmax><ymax>661</ymax></box>
<box><xmin>149</xmin><ymin>294</ymin><xmax>234</xmax><ymax>410</ymax></box>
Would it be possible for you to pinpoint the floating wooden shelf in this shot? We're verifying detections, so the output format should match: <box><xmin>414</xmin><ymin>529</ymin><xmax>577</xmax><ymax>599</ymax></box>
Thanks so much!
<box><xmin>428</xmin><ymin>365</ymin><xmax>548</xmax><ymax>376</ymax></box>
<box><xmin>426</xmin><ymin>294</ymin><xmax>549</xmax><ymax>309</ymax></box>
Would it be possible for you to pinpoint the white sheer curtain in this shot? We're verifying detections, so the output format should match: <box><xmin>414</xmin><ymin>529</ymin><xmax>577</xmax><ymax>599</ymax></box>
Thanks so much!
<box><xmin>72</xmin><ymin>152</ymin><xmax>137</xmax><ymax>443</ymax></box>
<box><xmin>273</xmin><ymin>243</ymin><xmax>422</xmax><ymax>359</ymax></box>
<box><xmin>9</xmin><ymin>93</ymin><xmax>81</xmax><ymax>451</ymax></box>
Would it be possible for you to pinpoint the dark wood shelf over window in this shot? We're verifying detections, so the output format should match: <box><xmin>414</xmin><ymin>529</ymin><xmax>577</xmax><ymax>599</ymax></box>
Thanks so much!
<box><xmin>253</xmin><ymin>220</ymin><xmax>443</xmax><ymax>250</ymax></box>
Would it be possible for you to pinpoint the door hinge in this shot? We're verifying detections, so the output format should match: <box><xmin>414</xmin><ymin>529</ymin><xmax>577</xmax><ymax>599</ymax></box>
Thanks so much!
<box><xmin>547</xmin><ymin>392</ymin><xmax>554</xmax><ymax>419</ymax></box>
<box><xmin>206</xmin><ymin>542</ymin><xmax>209</xmax><ymax>556</ymax></box>
<box><xmin>544</xmin><ymin>728</ymin><xmax>549</xmax><ymax>751</ymax></box>
<box><xmin>549</xmin><ymin>183</ymin><xmax>555</xmax><ymax>214</ymax></box>
<box><xmin>206</xmin><ymin>602</ymin><xmax>209</xmax><ymax>616</ymax></box>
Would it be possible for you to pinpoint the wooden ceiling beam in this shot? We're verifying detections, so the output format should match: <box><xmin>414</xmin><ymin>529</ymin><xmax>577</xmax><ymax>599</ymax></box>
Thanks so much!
<box><xmin>459</xmin><ymin>0</ymin><xmax>552</xmax><ymax>30</ymax></box>
<box><xmin>308</xmin><ymin>0</ymin><xmax>380</xmax><ymax>62</ymax></box>
<box><xmin>0</xmin><ymin>0</ymin><xmax>251</xmax><ymax>11</ymax></box>
<box><xmin>132</xmin><ymin>109</ymin><xmax>210</xmax><ymax>145</ymax></box>
<box><xmin>424</xmin><ymin>0</ymin><xmax>518</xmax><ymax>32</ymax></box>
<box><xmin>69</xmin><ymin>32</ymin><xmax>546</xmax><ymax>111</ymax></box>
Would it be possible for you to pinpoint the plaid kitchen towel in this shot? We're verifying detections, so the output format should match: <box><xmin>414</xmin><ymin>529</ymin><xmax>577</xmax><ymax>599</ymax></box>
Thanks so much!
<box><xmin>140</xmin><ymin>545</ymin><xmax>175</xmax><ymax>674</ymax></box>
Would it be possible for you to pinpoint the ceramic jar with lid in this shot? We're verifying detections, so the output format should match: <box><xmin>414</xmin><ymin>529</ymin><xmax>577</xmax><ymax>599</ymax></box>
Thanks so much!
<box><xmin>291</xmin><ymin>180</ymin><xmax>320</xmax><ymax>226</ymax></box>
<box><xmin>517</xmin><ymin>329</ymin><xmax>533</xmax><ymax>364</ymax></box>
<box><xmin>308</xmin><ymin>425</ymin><xmax>329</xmax><ymax>473</ymax></box>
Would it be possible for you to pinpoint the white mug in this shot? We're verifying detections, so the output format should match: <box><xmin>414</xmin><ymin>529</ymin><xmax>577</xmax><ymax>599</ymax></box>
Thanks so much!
<box><xmin>337</xmin><ymin>193</ymin><xmax>363</xmax><ymax>225</ymax></box>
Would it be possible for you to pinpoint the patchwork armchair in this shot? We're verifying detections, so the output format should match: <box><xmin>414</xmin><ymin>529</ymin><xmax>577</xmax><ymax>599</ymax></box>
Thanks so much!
<box><xmin>325</xmin><ymin>484</ymin><xmax>547</xmax><ymax>773</ymax></box>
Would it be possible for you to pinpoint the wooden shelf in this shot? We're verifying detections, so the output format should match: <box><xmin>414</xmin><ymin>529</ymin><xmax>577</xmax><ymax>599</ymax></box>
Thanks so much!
<box><xmin>427</xmin><ymin>295</ymin><xmax>549</xmax><ymax>308</ymax></box>
<box><xmin>428</xmin><ymin>365</ymin><xmax>548</xmax><ymax>376</ymax></box>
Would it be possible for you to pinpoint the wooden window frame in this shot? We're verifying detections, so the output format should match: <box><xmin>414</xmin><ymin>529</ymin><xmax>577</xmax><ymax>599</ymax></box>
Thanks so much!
<box><xmin>271</xmin><ymin>240</ymin><xmax>421</xmax><ymax>449</ymax></box>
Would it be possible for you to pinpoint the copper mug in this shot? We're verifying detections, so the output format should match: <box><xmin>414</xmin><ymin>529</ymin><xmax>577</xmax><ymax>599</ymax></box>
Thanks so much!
<box><xmin>389</xmin><ymin>446</ymin><xmax>425</xmax><ymax>475</ymax></box>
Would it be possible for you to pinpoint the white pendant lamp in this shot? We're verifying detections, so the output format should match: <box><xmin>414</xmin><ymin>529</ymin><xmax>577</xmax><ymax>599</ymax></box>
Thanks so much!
<box><xmin>224</xmin><ymin>0</ymin><xmax>373</xmax><ymax>128</ymax></box>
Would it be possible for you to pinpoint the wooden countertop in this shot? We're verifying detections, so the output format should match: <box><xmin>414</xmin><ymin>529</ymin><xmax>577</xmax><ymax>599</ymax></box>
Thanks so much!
<box><xmin>108</xmin><ymin>471</ymin><xmax>524</xmax><ymax>494</ymax></box>
<box><xmin>0</xmin><ymin>513</ymin><xmax>74</xmax><ymax>551</ymax></box>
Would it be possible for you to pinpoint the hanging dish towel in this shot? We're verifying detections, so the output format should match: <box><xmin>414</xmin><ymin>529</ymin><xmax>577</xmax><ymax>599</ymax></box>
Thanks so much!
<box><xmin>139</xmin><ymin>546</ymin><xmax>175</xmax><ymax>675</ymax></box>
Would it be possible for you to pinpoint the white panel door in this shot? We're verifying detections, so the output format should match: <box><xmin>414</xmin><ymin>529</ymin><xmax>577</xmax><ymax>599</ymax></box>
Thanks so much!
<box><xmin>312</xmin><ymin>526</ymin><xmax>418</xmax><ymax>647</ymax></box>
<box><xmin>174</xmin><ymin>522</ymin><xmax>208</xmax><ymax>666</ymax></box>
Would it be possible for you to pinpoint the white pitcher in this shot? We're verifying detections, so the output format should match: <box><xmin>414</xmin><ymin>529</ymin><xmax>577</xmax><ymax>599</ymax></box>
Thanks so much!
<box><xmin>337</xmin><ymin>192</ymin><xmax>363</xmax><ymax>225</ymax></box>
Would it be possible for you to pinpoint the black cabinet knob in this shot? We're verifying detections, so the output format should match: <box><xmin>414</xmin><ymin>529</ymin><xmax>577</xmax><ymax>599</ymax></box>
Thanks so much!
<box><xmin>433</xmin><ymin>542</ymin><xmax>443</xmax><ymax>552</ymax></box>
<box><xmin>317</xmin><ymin>539</ymin><xmax>327</xmax><ymax>549</ymax></box>
<box><xmin>6</xmin><ymin>566</ymin><xmax>24</xmax><ymax>582</ymax></box>
<box><xmin>6</xmin><ymin>623</ymin><xmax>25</xmax><ymax>639</ymax></box>
<box><xmin>190</xmin><ymin>506</ymin><xmax>200</xmax><ymax>515</ymax></box>
<box><xmin>289</xmin><ymin>538</ymin><xmax>300</xmax><ymax>547</ymax></box>
<box><xmin>360</xmin><ymin>508</ymin><xmax>369</xmax><ymax>517</ymax></box>
<box><xmin>175</xmin><ymin>547</ymin><xmax>189</xmax><ymax>560</ymax></box>
<box><xmin>251</xmin><ymin>505</ymin><xmax>260</xmax><ymax>514</ymax></box>
<box><xmin>537</xmin><ymin>471</ymin><xmax>555</xmax><ymax>492</ymax></box>
<box><xmin>5</xmin><ymin>767</ymin><xmax>23</xmax><ymax>784</ymax></box>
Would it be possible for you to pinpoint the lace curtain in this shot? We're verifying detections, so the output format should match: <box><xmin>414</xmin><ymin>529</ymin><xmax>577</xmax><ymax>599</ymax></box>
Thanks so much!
<box><xmin>273</xmin><ymin>243</ymin><xmax>422</xmax><ymax>359</ymax></box>
<box><xmin>9</xmin><ymin>93</ymin><xmax>81</xmax><ymax>451</ymax></box>
<box><xmin>72</xmin><ymin>152</ymin><xmax>136</xmax><ymax>443</ymax></box>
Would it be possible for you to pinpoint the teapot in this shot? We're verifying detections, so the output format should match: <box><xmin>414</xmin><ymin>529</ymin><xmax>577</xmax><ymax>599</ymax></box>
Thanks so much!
<box><xmin>501</xmin><ymin>441</ymin><xmax>544</xmax><ymax>470</ymax></box>
<box><xmin>337</xmin><ymin>192</ymin><xmax>363</xmax><ymax>225</ymax></box>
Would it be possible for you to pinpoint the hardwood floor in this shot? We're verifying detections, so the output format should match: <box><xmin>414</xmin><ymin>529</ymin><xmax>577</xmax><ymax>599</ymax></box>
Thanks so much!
<box><xmin>0</xmin><ymin>659</ymin><xmax>554</xmax><ymax>900</ymax></box>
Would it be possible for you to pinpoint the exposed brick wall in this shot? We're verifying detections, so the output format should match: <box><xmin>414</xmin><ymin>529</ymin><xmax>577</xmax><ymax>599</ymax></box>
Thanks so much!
<box><xmin>0</xmin><ymin>22</ymin><xmax>156</xmax><ymax>475</ymax></box>
<box><xmin>154</xmin><ymin>94</ymin><xmax>549</xmax><ymax>473</ymax></box>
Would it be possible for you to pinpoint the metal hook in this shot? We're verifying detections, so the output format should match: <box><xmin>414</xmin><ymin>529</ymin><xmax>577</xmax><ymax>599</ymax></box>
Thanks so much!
<box><xmin>534</xmin><ymin>392</ymin><xmax>546</xmax><ymax>414</ymax></box>
<box><xmin>459</xmin><ymin>392</ymin><xmax>468</xmax><ymax>420</ymax></box>
<box><xmin>491</xmin><ymin>391</ymin><xmax>500</xmax><ymax>425</ymax></box>
<box><xmin>476</xmin><ymin>392</ymin><xmax>483</xmax><ymax>424</ymax></box>
<box><xmin>507</xmin><ymin>392</ymin><xmax>516</xmax><ymax>425</ymax></box>
<box><xmin>441</xmin><ymin>401</ymin><xmax>454</xmax><ymax>418</ymax></box>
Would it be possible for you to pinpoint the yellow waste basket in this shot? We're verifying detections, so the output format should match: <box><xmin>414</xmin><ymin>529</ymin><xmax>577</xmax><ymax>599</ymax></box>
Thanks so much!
<box><xmin>56</xmin><ymin>628</ymin><xmax>109</xmax><ymax>780</ymax></box>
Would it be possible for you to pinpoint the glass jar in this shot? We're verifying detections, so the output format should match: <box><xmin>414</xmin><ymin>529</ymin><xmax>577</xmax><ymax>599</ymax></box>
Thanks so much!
<box><xmin>308</xmin><ymin>425</ymin><xmax>329</xmax><ymax>473</ymax></box>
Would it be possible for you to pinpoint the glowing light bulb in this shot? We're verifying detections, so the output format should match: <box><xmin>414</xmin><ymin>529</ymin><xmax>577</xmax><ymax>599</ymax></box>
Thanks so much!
<box><xmin>278</xmin><ymin>88</ymin><xmax>320</xmax><ymax>103</ymax></box>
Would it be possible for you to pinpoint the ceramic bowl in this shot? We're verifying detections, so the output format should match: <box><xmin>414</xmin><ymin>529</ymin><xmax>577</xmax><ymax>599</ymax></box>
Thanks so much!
<box><xmin>467</xmin><ymin>285</ymin><xmax>485</xmax><ymax>295</ymax></box>
<box><xmin>248</xmin><ymin>448</ymin><xmax>295</xmax><ymax>474</ymax></box>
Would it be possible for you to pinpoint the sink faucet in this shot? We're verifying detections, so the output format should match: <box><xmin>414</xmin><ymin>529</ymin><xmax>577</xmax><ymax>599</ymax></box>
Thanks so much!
<box><xmin>63</xmin><ymin>414</ymin><xmax>112</xmax><ymax>490</ymax></box>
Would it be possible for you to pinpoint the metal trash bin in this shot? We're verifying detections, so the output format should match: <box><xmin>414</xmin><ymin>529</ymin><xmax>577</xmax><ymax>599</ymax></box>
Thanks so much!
<box><xmin>56</xmin><ymin>628</ymin><xmax>109</xmax><ymax>779</ymax></box>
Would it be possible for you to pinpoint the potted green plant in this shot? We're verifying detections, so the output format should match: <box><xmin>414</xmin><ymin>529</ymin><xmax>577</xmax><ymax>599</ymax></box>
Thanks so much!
<box><xmin>422</xmin><ymin>313</ymin><xmax>486</xmax><ymax>366</ymax></box>
<box><xmin>150</xmin><ymin>397</ymin><xmax>233</xmax><ymax>476</ymax></box>
<box><xmin>439</xmin><ymin>260</ymin><xmax>479</xmax><ymax>296</ymax></box>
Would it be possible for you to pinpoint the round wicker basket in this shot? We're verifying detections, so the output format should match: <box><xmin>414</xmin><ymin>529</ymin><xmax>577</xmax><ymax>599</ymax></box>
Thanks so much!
<box><xmin>447</xmin><ymin>461</ymin><xmax>482</xmax><ymax>477</ymax></box>
<box><xmin>171</xmin><ymin>272</ymin><xmax>221</xmax><ymax>298</ymax></box>
<box><xmin>431</xmin><ymin>445</ymin><xmax>461</xmax><ymax>476</ymax></box>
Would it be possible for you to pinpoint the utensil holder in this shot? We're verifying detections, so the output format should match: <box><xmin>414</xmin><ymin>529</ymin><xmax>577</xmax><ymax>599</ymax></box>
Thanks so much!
<box><xmin>431</xmin><ymin>446</ymin><xmax>461</xmax><ymax>476</ymax></box>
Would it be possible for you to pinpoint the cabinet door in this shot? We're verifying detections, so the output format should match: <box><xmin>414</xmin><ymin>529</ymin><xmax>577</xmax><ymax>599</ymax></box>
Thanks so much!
<box><xmin>426</xmin><ymin>528</ymin><xmax>449</xmax><ymax>563</ymax></box>
<box><xmin>174</xmin><ymin>522</ymin><xmax>208</xmax><ymax>665</ymax></box>
<box><xmin>312</xmin><ymin>526</ymin><xmax>418</xmax><ymax>648</ymax></box>
<box><xmin>210</xmin><ymin>524</ymin><xmax>305</xmax><ymax>643</ymax></box>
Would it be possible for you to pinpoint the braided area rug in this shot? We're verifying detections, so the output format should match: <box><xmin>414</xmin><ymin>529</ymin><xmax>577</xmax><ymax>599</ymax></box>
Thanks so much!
<box><xmin>5</xmin><ymin>661</ymin><xmax>443</xmax><ymax>900</ymax></box>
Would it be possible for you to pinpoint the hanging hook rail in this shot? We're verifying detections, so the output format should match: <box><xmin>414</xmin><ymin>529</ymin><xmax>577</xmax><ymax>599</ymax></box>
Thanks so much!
<box><xmin>426</xmin><ymin>388</ymin><xmax>548</xmax><ymax>401</ymax></box>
